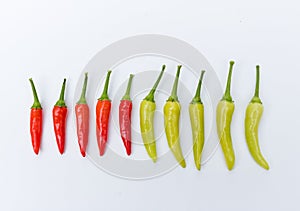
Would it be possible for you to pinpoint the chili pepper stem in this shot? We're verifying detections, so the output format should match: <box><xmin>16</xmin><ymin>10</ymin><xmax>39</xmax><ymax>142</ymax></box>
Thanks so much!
<box><xmin>29</xmin><ymin>78</ymin><xmax>42</xmax><ymax>109</ymax></box>
<box><xmin>77</xmin><ymin>73</ymin><xmax>88</xmax><ymax>104</ymax></box>
<box><xmin>167</xmin><ymin>65</ymin><xmax>182</xmax><ymax>102</ymax></box>
<box><xmin>144</xmin><ymin>64</ymin><xmax>166</xmax><ymax>102</ymax></box>
<box><xmin>122</xmin><ymin>74</ymin><xmax>134</xmax><ymax>100</ymax></box>
<box><xmin>251</xmin><ymin>65</ymin><xmax>262</xmax><ymax>104</ymax></box>
<box><xmin>191</xmin><ymin>70</ymin><xmax>205</xmax><ymax>104</ymax></box>
<box><xmin>99</xmin><ymin>71</ymin><xmax>112</xmax><ymax>100</ymax></box>
<box><xmin>222</xmin><ymin>61</ymin><xmax>235</xmax><ymax>102</ymax></box>
<box><xmin>55</xmin><ymin>79</ymin><xmax>67</xmax><ymax>107</ymax></box>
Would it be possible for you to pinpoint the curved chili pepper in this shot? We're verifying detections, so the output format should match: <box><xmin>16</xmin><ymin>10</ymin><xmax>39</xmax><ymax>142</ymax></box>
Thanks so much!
<box><xmin>189</xmin><ymin>70</ymin><xmax>205</xmax><ymax>170</ymax></box>
<box><xmin>164</xmin><ymin>65</ymin><xmax>186</xmax><ymax>168</ymax></box>
<box><xmin>245</xmin><ymin>65</ymin><xmax>269</xmax><ymax>170</ymax></box>
<box><xmin>119</xmin><ymin>74</ymin><xmax>134</xmax><ymax>156</ymax></box>
<box><xmin>29</xmin><ymin>78</ymin><xmax>43</xmax><ymax>155</ymax></box>
<box><xmin>140</xmin><ymin>65</ymin><xmax>166</xmax><ymax>162</ymax></box>
<box><xmin>216</xmin><ymin>61</ymin><xmax>235</xmax><ymax>170</ymax></box>
<box><xmin>96</xmin><ymin>70</ymin><xmax>112</xmax><ymax>156</ymax></box>
<box><xmin>53</xmin><ymin>78</ymin><xmax>67</xmax><ymax>154</ymax></box>
<box><xmin>75</xmin><ymin>73</ymin><xmax>89</xmax><ymax>157</ymax></box>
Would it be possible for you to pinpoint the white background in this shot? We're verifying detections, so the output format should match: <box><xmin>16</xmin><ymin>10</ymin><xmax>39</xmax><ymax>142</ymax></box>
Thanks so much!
<box><xmin>0</xmin><ymin>0</ymin><xmax>299</xmax><ymax>210</ymax></box>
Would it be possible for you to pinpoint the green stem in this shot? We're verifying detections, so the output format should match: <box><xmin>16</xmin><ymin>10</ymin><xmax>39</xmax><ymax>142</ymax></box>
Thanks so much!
<box><xmin>167</xmin><ymin>65</ymin><xmax>182</xmax><ymax>102</ymax></box>
<box><xmin>55</xmin><ymin>78</ymin><xmax>67</xmax><ymax>107</ymax></box>
<box><xmin>122</xmin><ymin>74</ymin><xmax>134</xmax><ymax>100</ymax></box>
<box><xmin>251</xmin><ymin>65</ymin><xmax>262</xmax><ymax>104</ymax></box>
<box><xmin>144</xmin><ymin>64</ymin><xmax>166</xmax><ymax>102</ymax></box>
<box><xmin>222</xmin><ymin>61</ymin><xmax>235</xmax><ymax>102</ymax></box>
<box><xmin>29</xmin><ymin>78</ymin><xmax>42</xmax><ymax>109</ymax></box>
<box><xmin>191</xmin><ymin>70</ymin><xmax>205</xmax><ymax>104</ymax></box>
<box><xmin>77</xmin><ymin>73</ymin><xmax>88</xmax><ymax>104</ymax></box>
<box><xmin>99</xmin><ymin>70</ymin><xmax>112</xmax><ymax>100</ymax></box>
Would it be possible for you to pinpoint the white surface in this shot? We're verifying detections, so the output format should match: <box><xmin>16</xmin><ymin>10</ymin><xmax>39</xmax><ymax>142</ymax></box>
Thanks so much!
<box><xmin>0</xmin><ymin>0</ymin><xmax>299</xmax><ymax>210</ymax></box>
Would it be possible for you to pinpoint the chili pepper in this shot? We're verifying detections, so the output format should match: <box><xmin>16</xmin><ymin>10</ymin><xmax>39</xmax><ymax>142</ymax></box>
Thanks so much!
<box><xmin>189</xmin><ymin>70</ymin><xmax>205</xmax><ymax>170</ymax></box>
<box><xmin>216</xmin><ymin>61</ymin><xmax>236</xmax><ymax>170</ymax></box>
<box><xmin>29</xmin><ymin>78</ymin><xmax>43</xmax><ymax>155</ymax></box>
<box><xmin>140</xmin><ymin>65</ymin><xmax>166</xmax><ymax>162</ymax></box>
<box><xmin>75</xmin><ymin>73</ymin><xmax>89</xmax><ymax>157</ymax></box>
<box><xmin>164</xmin><ymin>65</ymin><xmax>186</xmax><ymax>168</ymax></box>
<box><xmin>119</xmin><ymin>74</ymin><xmax>134</xmax><ymax>156</ymax></box>
<box><xmin>53</xmin><ymin>78</ymin><xmax>67</xmax><ymax>154</ymax></box>
<box><xmin>96</xmin><ymin>70</ymin><xmax>112</xmax><ymax>156</ymax></box>
<box><xmin>245</xmin><ymin>65</ymin><xmax>269</xmax><ymax>170</ymax></box>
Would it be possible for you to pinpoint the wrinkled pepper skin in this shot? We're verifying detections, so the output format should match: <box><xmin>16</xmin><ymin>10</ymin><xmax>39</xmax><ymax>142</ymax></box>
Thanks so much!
<box><xmin>164</xmin><ymin>101</ymin><xmax>186</xmax><ymax>168</ymax></box>
<box><xmin>245</xmin><ymin>65</ymin><xmax>269</xmax><ymax>170</ymax></box>
<box><xmin>75</xmin><ymin>72</ymin><xmax>89</xmax><ymax>157</ymax></box>
<box><xmin>216</xmin><ymin>100</ymin><xmax>235</xmax><ymax>170</ymax></box>
<box><xmin>245</xmin><ymin>103</ymin><xmax>269</xmax><ymax>170</ymax></box>
<box><xmin>53</xmin><ymin>106</ymin><xmax>67</xmax><ymax>154</ymax></box>
<box><xmin>96</xmin><ymin>100</ymin><xmax>111</xmax><ymax>156</ymax></box>
<box><xmin>140</xmin><ymin>65</ymin><xmax>165</xmax><ymax>162</ymax></box>
<box><xmin>75</xmin><ymin>104</ymin><xmax>89</xmax><ymax>157</ymax></box>
<box><xmin>119</xmin><ymin>100</ymin><xmax>132</xmax><ymax>155</ymax></box>
<box><xmin>140</xmin><ymin>100</ymin><xmax>157</xmax><ymax>161</ymax></box>
<box><xmin>29</xmin><ymin>78</ymin><xmax>43</xmax><ymax>155</ymax></box>
<box><xmin>189</xmin><ymin>103</ymin><xmax>204</xmax><ymax>170</ymax></box>
<box><xmin>119</xmin><ymin>74</ymin><xmax>134</xmax><ymax>156</ymax></box>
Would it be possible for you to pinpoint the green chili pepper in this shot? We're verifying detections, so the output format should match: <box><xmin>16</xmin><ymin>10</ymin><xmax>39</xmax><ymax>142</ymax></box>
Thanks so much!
<box><xmin>164</xmin><ymin>65</ymin><xmax>186</xmax><ymax>168</ymax></box>
<box><xmin>189</xmin><ymin>70</ymin><xmax>205</xmax><ymax>170</ymax></box>
<box><xmin>140</xmin><ymin>65</ymin><xmax>166</xmax><ymax>162</ymax></box>
<box><xmin>245</xmin><ymin>65</ymin><xmax>269</xmax><ymax>170</ymax></box>
<box><xmin>216</xmin><ymin>61</ymin><xmax>236</xmax><ymax>170</ymax></box>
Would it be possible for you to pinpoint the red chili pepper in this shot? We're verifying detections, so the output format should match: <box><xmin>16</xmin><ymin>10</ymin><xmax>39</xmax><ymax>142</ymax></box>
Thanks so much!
<box><xmin>119</xmin><ymin>74</ymin><xmax>134</xmax><ymax>155</ymax></box>
<box><xmin>53</xmin><ymin>78</ymin><xmax>67</xmax><ymax>154</ymax></box>
<box><xmin>29</xmin><ymin>78</ymin><xmax>43</xmax><ymax>155</ymax></box>
<box><xmin>75</xmin><ymin>73</ymin><xmax>89</xmax><ymax>157</ymax></box>
<box><xmin>96</xmin><ymin>71</ymin><xmax>112</xmax><ymax>156</ymax></box>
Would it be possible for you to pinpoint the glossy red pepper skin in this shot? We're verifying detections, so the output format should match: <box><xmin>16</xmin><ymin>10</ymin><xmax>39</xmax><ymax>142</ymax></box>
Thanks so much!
<box><xmin>53</xmin><ymin>78</ymin><xmax>67</xmax><ymax>154</ymax></box>
<box><xmin>29</xmin><ymin>78</ymin><xmax>43</xmax><ymax>155</ymax></box>
<box><xmin>53</xmin><ymin>106</ymin><xmax>67</xmax><ymax>154</ymax></box>
<box><xmin>96</xmin><ymin>100</ymin><xmax>111</xmax><ymax>156</ymax></box>
<box><xmin>30</xmin><ymin>109</ymin><xmax>43</xmax><ymax>154</ymax></box>
<box><xmin>119</xmin><ymin>100</ymin><xmax>132</xmax><ymax>155</ymax></box>
<box><xmin>96</xmin><ymin>70</ymin><xmax>112</xmax><ymax>156</ymax></box>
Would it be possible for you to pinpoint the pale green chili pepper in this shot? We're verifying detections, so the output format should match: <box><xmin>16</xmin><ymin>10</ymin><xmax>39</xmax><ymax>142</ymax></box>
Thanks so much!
<box><xmin>164</xmin><ymin>65</ymin><xmax>186</xmax><ymax>168</ymax></box>
<box><xmin>216</xmin><ymin>61</ymin><xmax>235</xmax><ymax>170</ymax></box>
<box><xmin>189</xmin><ymin>70</ymin><xmax>205</xmax><ymax>170</ymax></box>
<box><xmin>140</xmin><ymin>65</ymin><xmax>166</xmax><ymax>162</ymax></box>
<box><xmin>245</xmin><ymin>65</ymin><xmax>269</xmax><ymax>170</ymax></box>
